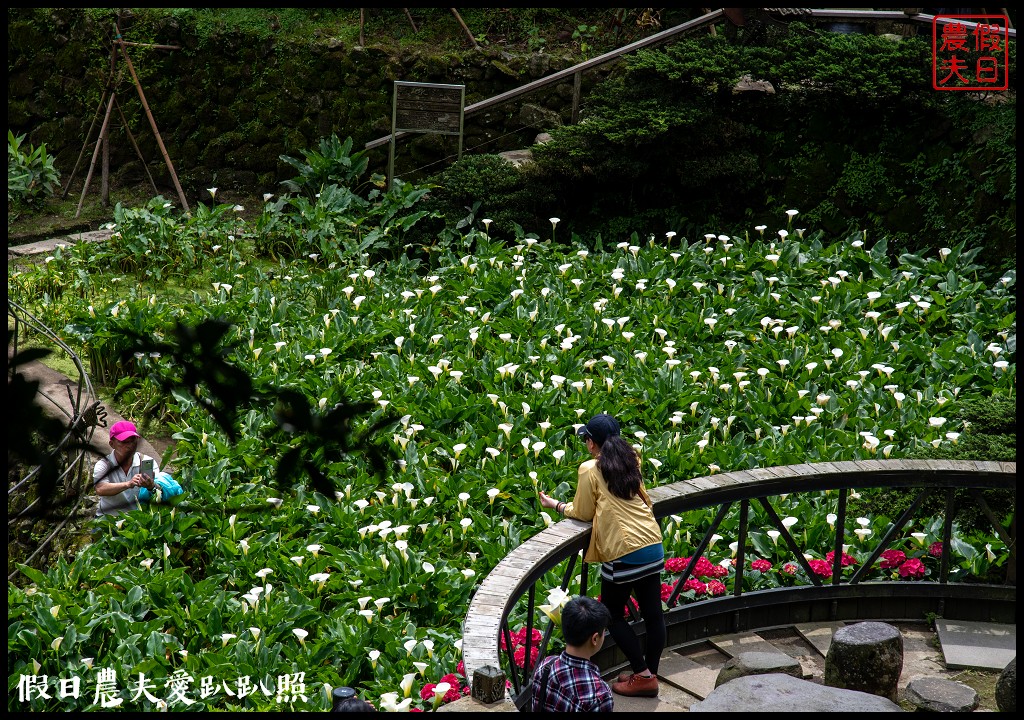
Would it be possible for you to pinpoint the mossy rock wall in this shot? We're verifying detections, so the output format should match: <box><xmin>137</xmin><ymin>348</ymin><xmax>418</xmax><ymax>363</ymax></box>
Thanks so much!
<box><xmin>7</xmin><ymin>8</ymin><xmax>600</xmax><ymax>202</ymax></box>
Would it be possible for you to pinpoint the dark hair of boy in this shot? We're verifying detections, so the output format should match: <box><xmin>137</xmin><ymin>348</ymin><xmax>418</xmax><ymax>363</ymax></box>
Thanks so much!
<box><xmin>560</xmin><ymin>595</ymin><xmax>612</xmax><ymax>646</ymax></box>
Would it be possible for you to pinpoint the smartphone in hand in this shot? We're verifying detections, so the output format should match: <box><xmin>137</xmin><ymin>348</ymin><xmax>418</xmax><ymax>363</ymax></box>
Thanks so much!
<box><xmin>140</xmin><ymin>458</ymin><xmax>154</xmax><ymax>479</ymax></box>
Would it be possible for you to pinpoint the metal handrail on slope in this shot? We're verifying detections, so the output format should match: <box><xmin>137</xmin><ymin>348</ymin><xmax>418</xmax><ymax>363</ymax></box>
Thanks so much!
<box><xmin>461</xmin><ymin>459</ymin><xmax>1016</xmax><ymax>709</ymax></box>
<box><xmin>365</xmin><ymin>9</ymin><xmax>1016</xmax><ymax>154</ymax></box>
<box><xmin>8</xmin><ymin>299</ymin><xmax>103</xmax><ymax>580</ymax></box>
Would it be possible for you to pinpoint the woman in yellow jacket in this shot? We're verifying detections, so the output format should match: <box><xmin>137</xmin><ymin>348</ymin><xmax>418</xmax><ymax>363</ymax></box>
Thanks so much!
<box><xmin>539</xmin><ymin>413</ymin><xmax>665</xmax><ymax>699</ymax></box>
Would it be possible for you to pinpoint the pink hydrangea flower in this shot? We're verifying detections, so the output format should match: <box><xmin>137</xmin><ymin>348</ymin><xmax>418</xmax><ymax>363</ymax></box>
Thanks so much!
<box><xmin>808</xmin><ymin>559</ymin><xmax>832</xmax><ymax>577</ymax></box>
<box><xmin>683</xmin><ymin>578</ymin><xmax>707</xmax><ymax>595</ymax></box>
<box><xmin>899</xmin><ymin>558</ymin><xmax>926</xmax><ymax>579</ymax></box>
<box><xmin>880</xmin><ymin>549</ymin><xmax>906</xmax><ymax>569</ymax></box>
<box><xmin>825</xmin><ymin>551</ymin><xmax>858</xmax><ymax>567</ymax></box>
<box><xmin>665</xmin><ymin>557</ymin><xmax>688</xmax><ymax>573</ymax></box>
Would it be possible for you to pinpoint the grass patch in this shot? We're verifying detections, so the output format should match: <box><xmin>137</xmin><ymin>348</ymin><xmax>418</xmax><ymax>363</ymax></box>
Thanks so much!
<box><xmin>951</xmin><ymin>668</ymin><xmax>1001</xmax><ymax>711</ymax></box>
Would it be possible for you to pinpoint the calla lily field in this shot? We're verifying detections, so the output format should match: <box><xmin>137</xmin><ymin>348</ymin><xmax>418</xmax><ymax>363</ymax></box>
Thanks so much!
<box><xmin>7</xmin><ymin>191</ymin><xmax>1015</xmax><ymax>710</ymax></box>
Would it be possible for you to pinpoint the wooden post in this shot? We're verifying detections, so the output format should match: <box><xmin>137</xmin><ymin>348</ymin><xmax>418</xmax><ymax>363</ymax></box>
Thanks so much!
<box><xmin>115</xmin><ymin>97</ymin><xmax>160</xmax><ymax>196</ymax></box>
<box><xmin>101</xmin><ymin>109</ymin><xmax>110</xmax><ymax>208</ymax></box>
<box><xmin>571</xmin><ymin>71</ymin><xmax>582</xmax><ymax>125</ymax></box>
<box><xmin>403</xmin><ymin>8</ymin><xmax>418</xmax><ymax>33</ymax></box>
<box><xmin>62</xmin><ymin>91</ymin><xmax>107</xmax><ymax>199</ymax></box>
<box><xmin>359</xmin><ymin>8</ymin><xmax>365</xmax><ymax>46</ymax></box>
<box><xmin>76</xmin><ymin>93</ymin><xmax>116</xmax><ymax>218</ymax></box>
<box><xmin>450</xmin><ymin>8</ymin><xmax>479</xmax><ymax>49</ymax></box>
<box><xmin>101</xmin><ymin>39</ymin><xmax>117</xmax><ymax>207</ymax></box>
<box><xmin>116</xmin><ymin>37</ymin><xmax>190</xmax><ymax>213</ymax></box>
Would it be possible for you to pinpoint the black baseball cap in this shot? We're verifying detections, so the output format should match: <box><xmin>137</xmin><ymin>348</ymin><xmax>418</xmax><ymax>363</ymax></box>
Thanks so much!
<box><xmin>576</xmin><ymin>414</ymin><xmax>620</xmax><ymax>446</ymax></box>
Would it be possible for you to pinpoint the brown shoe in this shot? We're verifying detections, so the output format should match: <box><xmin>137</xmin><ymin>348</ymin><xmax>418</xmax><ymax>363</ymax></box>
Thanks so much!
<box><xmin>615</xmin><ymin>671</ymin><xmax>634</xmax><ymax>683</ymax></box>
<box><xmin>612</xmin><ymin>673</ymin><xmax>659</xmax><ymax>698</ymax></box>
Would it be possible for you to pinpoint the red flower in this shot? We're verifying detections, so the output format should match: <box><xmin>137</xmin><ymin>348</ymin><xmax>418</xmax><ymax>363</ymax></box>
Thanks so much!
<box><xmin>665</xmin><ymin>557</ymin><xmax>688</xmax><ymax>573</ymax></box>
<box><xmin>513</xmin><ymin>645</ymin><xmax>539</xmax><ymax>670</ymax></box>
<box><xmin>693</xmin><ymin>556</ymin><xmax>718</xmax><ymax>578</ymax></box>
<box><xmin>500</xmin><ymin>626</ymin><xmax>542</xmax><ymax>650</ymax></box>
<box><xmin>880</xmin><ymin>549</ymin><xmax>906</xmax><ymax>569</ymax></box>
<box><xmin>751</xmin><ymin>558</ymin><xmax>772</xmax><ymax>572</ymax></box>
<box><xmin>782</xmin><ymin>563</ymin><xmax>798</xmax><ymax>575</ymax></box>
<box><xmin>807</xmin><ymin>559</ymin><xmax>832</xmax><ymax>577</ymax></box>
<box><xmin>899</xmin><ymin>557</ymin><xmax>926</xmax><ymax>579</ymax></box>
<box><xmin>422</xmin><ymin>675</ymin><xmax>464</xmax><ymax>704</ymax></box>
<box><xmin>410</xmin><ymin>708</ymin><xmax>423</xmax><ymax>713</ymax></box>
<box><xmin>706</xmin><ymin>580</ymin><xmax>726</xmax><ymax>596</ymax></box>
<box><xmin>660</xmin><ymin>582</ymin><xmax>675</xmax><ymax>602</ymax></box>
<box><xmin>456</xmin><ymin>660</ymin><xmax>465</xmax><ymax>678</ymax></box>
<box><xmin>929</xmin><ymin>541</ymin><xmax>944</xmax><ymax>558</ymax></box>
<box><xmin>683</xmin><ymin>578</ymin><xmax>707</xmax><ymax>595</ymax></box>
<box><xmin>825</xmin><ymin>551</ymin><xmax>858</xmax><ymax>567</ymax></box>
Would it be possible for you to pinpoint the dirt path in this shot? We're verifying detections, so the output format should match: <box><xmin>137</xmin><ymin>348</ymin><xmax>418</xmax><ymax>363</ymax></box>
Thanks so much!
<box><xmin>14</xmin><ymin>353</ymin><xmax>176</xmax><ymax>467</ymax></box>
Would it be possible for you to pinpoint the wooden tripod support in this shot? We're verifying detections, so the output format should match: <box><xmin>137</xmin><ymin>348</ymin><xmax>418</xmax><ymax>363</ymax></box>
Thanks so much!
<box><xmin>358</xmin><ymin>8</ymin><xmax>479</xmax><ymax>49</ymax></box>
<box><xmin>71</xmin><ymin>26</ymin><xmax>190</xmax><ymax>217</ymax></box>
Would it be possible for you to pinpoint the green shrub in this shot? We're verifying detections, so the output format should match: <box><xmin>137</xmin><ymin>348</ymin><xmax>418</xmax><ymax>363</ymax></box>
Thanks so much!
<box><xmin>278</xmin><ymin>134</ymin><xmax>375</xmax><ymax>200</ymax></box>
<box><xmin>8</xmin><ymin>130</ymin><xmax>61</xmax><ymax>223</ymax></box>
<box><xmin>853</xmin><ymin>393</ymin><xmax>1016</xmax><ymax>536</ymax></box>
<box><xmin>411</xmin><ymin>154</ymin><xmax>550</xmax><ymax>243</ymax></box>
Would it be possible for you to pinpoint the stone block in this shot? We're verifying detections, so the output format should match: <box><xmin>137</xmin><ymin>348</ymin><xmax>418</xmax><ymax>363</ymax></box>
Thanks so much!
<box><xmin>715</xmin><ymin>651</ymin><xmax>803</xmax><ymax>687</ymax></box>
<box><xmin>691</xmin><ymin>674</ymin><xmax>903</xmax><ymax>712</ymax></box>
<box><xmin>471</xmin><ymin>665</ymin><xmax>507</xmax><ymax>704</ymax></box>
<box><xmin>904</xmin><ymin>677</ymin><xmax>979</xmax><ymax>712</ymax></box>
<box><xmin>995</xmin><ymin>656</ymin><xmax>1016</xmax><ymax>712</ymax></box>
<box><xmin>824</xmin><ymin>621</ymin><xmax>903</xmax><ymax>703</ymax></box>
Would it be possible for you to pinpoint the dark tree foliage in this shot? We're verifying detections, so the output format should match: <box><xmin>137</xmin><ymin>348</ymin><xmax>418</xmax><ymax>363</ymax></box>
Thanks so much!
<box><xmin>10</xmin><ymin>319</ymin><xmax>396</xmax><ymax>519</ymax></box>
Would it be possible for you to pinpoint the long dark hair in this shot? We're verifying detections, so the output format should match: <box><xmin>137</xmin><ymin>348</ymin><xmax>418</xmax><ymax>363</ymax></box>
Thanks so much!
<box><xmin>597</xmin><ymin>436</ymin><xmax>642</xmax><ymax>500</ymax></box>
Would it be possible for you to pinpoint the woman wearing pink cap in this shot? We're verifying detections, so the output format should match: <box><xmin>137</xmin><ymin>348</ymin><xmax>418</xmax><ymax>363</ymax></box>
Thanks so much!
<box><xmin>93</xmin><ymin>420</ymin><xmax>159</xmax><ymax>517</ymax></box>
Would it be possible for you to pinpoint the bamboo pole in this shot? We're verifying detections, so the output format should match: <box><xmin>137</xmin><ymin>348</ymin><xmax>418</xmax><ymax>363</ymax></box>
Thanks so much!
<box><xmin>115</xmin><ymin>37</ymin><xmax>190</xmax><ymax>213</ymax></box>
<box><xmin>450</xmin><ymin>9</ymin><xmax>479</xmax><ymax>49</ymax></box>
<box><xmin>75</xmin><ymin>93</ymin><xmax>116</xmax><ymax>218</ymax></box>
<box><xmin>101</xmin><ymin>39</ymin><xmax>116</xmax><ymax>207</ymax></box>
<box><xmin>62</xmin><ymin>91</ymin><xmax>107</xmax><ymax>199</ymax></box>
<box><xmin>115</xmin><ymin>96</ymin><xmax>159</xmax><ymax>196</ymax></box>
<box><xmin>403</xmin><ymin>8</ymin><xmax>419</xmax><ymax>33</ymax></box>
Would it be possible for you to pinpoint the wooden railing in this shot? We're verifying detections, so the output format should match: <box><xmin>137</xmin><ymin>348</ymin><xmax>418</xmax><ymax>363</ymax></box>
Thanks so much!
<box><xmin>461</xmin><ymin>459</ymin><xmax>1016</xmax><ymax>709</ymax></box>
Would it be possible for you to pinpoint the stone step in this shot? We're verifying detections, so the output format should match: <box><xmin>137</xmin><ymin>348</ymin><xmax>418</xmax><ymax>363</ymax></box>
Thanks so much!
<box><xmin>656</xmin><ymin>650</ymin><xmax>720</xmax><ymax>700</ymax></box>
<box><xmin>455</xmin><ymin>620</ymin><xmax>1015</xmax><ymax>712</ymax></box>
<box><xmin>708</xmin><ymin>630</ymin><xmax>792</xmax><ymax>658</ymax></box>
<box><xmin>795</xmin><ymin>621</ymin><xmax>847</xmax><ymax>657</ymax></box>
<box><xmin>935</xmin><ymin>619</ymin><xmax>1016</xmax><ymax>671</ymax></box>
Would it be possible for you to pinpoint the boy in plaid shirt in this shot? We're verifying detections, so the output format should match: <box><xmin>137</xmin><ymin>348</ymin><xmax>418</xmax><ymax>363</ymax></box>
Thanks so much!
<box><xmin>531</xmin><ymin>596</ymin><xmax>614</xmax><ymax>712</ymax></box>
